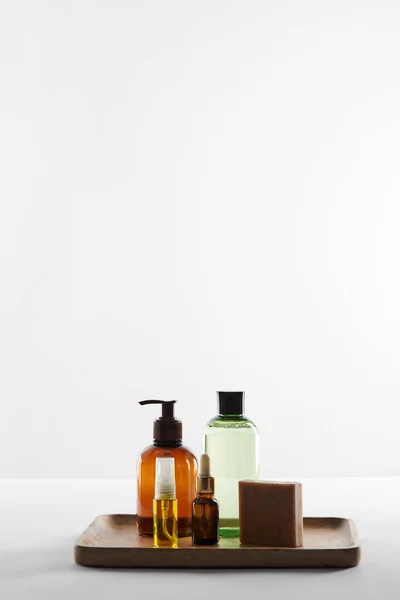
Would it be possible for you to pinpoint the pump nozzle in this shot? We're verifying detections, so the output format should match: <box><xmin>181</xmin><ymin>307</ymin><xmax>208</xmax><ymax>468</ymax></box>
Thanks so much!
<box><xmin>138</xmin><ymin>399</ymin><xmax>182</xmax><ymax>444</ymax></box>
<box><xmin>139</xmin><ymin>400</ymin><xmax>177</xmax><ymax>419</ymax></box>
<box><xmin>155</xmin><ymin>457</ymin><xmax>176</xmax><ymax>500</ymax></box>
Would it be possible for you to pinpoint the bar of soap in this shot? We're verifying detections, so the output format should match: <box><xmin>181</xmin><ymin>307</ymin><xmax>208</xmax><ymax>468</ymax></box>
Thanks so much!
<box><xmin>239</xmin><ymin>480</ymin><xmax>303</xmax><ymax>547</ymax></box>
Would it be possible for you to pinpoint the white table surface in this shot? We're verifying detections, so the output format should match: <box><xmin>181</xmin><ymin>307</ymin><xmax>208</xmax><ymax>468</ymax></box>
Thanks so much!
<box><xmin>0</xmin><ymin>478</ymin><xmax>399</xmax><ymax>599</ymax></box>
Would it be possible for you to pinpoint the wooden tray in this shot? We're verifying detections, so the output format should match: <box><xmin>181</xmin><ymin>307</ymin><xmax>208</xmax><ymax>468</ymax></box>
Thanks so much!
<box><xmin>74</xmin><ymin>515</ymin><xmax>360</xmax><ymax>569</ymax></box>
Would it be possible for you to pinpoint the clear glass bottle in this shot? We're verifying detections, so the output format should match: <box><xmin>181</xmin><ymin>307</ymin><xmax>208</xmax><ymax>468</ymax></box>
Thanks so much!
<box><xmin>153</xmin><ymin>457</ymin><xmax>178</xmax><ymax>548</ymax></box>
<box><xmin>203</xmin><ymin>391</ymin><xmax>259</xmax><ymax>537</ymax></box>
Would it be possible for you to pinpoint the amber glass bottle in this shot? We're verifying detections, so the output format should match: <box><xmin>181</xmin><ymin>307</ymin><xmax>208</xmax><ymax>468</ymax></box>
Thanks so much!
<box><xmin>136</xmin><ymin>400</ymin><xmax>197</xmax><ymax>538</ymax></box>
<box><xmin>192</xmin><ymin>454</ymin><xmax>219</xmax><ymax>545</ymax></box>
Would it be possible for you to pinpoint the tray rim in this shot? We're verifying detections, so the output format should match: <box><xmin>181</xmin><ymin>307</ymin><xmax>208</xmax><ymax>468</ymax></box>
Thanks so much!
<box><xmin>76</xmin><ymin>514</ymin><xmax>360</xmax><ymax>550</ymax></box>
<box><xmin>74</xmin><ymin>514</ymin><xmax>361</xmax><ymax>569</ymax></box>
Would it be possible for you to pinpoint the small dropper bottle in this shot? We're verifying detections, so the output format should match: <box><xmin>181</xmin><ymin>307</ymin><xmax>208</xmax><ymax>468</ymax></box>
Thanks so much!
<box><xmin>192</xmin><ymin>454</ymin><xmax>219</xmax><ymax>545</ymax></box>
<box><xmin>153</xmin><ymin>457</ymin><xmax>178</xmax><ymax>548</ymax></box>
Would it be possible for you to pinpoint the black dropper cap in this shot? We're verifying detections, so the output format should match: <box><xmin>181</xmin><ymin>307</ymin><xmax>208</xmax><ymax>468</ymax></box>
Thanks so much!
<box><xmin>139</xmin><ymin>400</ymin><xmax>182</xmax><ymax>445</ymax></box>
<box><xmin>218</xmin><ymin>391</ymin><xmax>244</xmax><ymax>416</ymax></box>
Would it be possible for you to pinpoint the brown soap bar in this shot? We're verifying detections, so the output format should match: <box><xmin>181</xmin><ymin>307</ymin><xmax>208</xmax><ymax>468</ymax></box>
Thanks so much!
<box><xmin>239</xmin><ymin>480</ymin><xmax>303</xmax><ymax>547</ymax></box>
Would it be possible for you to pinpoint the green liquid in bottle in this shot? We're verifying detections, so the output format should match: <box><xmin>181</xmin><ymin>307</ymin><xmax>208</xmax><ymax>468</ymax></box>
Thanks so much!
<box><xmin>204</xmin><ymin>413</ymin><xmax>259</xmax><ymax>537</ymax></box>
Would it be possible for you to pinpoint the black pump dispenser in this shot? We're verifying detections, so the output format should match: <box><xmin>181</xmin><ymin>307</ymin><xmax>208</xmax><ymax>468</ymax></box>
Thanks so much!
<box><xmin>139</xmin><ymin>400</ymin><xmax>183</xmax><ymax>445</ymax></box>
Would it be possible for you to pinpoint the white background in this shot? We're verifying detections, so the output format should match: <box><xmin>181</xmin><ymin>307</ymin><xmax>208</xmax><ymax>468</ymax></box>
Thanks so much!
<box><xmin>1</xmin><ymin>0</ymin><xmax>400</xmax><ymax>479</ymax></box>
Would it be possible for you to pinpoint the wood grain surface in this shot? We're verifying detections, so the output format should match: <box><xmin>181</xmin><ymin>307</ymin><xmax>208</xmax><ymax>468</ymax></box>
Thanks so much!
<box><xmin>74</xmin><ymin>515</ymin><xmax>360</xmax><ymax>569</ymax></box>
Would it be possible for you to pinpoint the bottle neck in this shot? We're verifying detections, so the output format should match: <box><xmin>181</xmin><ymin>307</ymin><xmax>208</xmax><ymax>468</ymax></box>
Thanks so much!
<box><xmin>196</xmin><ymin>476</ymin><xmax>214</xmax><ymax>495</ymax></box>
<box><xmin>196</xmin><ymin>492</ymin><xmax>214</xmax><ymax>499</ymax></box>
<box><xmin>218</xmin><ymin>413</ymin><xmax>244</xmax><ymax>419</ymax></box>
<box><xmin>153</xmin><ymin>439</ymin><xmax>182</xmax><ymax>447</ymax></box>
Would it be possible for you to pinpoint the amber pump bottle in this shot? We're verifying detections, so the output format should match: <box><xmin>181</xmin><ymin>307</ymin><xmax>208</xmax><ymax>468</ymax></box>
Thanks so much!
<box><xmin>192</xmin><ymin>454</ymin><xmax>219</xmax><ymax>545</ymax></box>
<box><xmin>136</xmin><ymin>400</ymin><xmax>197</xmax><ymax>537</ymax></box>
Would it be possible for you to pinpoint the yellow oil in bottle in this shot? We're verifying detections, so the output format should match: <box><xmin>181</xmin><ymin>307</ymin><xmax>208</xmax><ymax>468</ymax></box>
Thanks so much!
<box><xmin>153</xmin><ymin>457</ymin><xmax>178</xmax><ymax>548</ymax></box>
<box><xmin>153</xmin><ymin>498</ymin><xmax>178</xmax><ymax>548</ymax></box>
